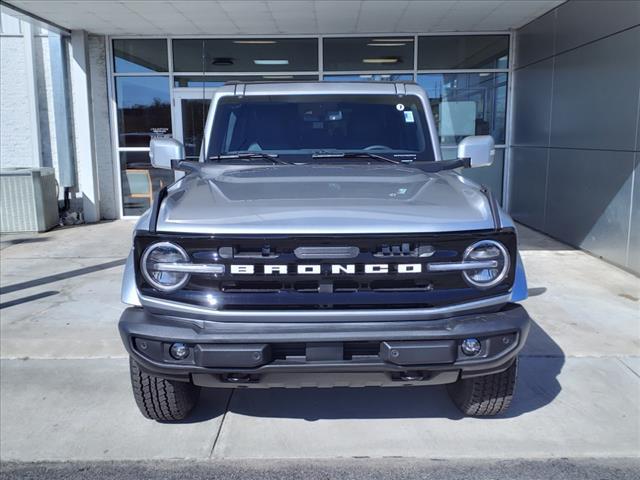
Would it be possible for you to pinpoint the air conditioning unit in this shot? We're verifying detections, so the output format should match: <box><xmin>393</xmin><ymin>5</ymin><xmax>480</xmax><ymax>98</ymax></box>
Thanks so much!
<box><xmin>0</xmin><ymin>167</ymin><xmax>59</xmax><ymax>233</ymax></box>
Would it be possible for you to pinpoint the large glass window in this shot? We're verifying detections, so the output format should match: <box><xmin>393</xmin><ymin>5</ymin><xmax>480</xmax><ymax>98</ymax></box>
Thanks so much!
<box><xmin>111</xmin><ymin>34</ymin><xmax>512</xmax><ymax>216</ymax></box>
<box><xmin>115</xmin><ymin>76</ymin><xmax>171</xmax><ymax>148</ymax></box>
<box><xmin>173</xmin><ymin>38</ymin><xmax>318</xmax><ymax>72</ymax></box>
<box><xmin>208</xmin><ymin>94</ymin><xmax>434</xmax><ymax>161</ymax></box>
<box><xmin>417</xmin><ymin>73</ymin><xmax>507</xmax><ymax>146</ymax></box>
<box><xmin>323</xmin><ymin>37</ymin><xmax>414</xmax><ymax>72</ymax></box>
<box><xmin>119</xmin><ymin>151</ymin><xmax>175</xmax><ymax>216</ymax></box>
<box><xmin>418</xmin><ymin>35</ymin><xmax>508</xmax><ymax>69</ymax></box>
<box><xmin>113</xmin><ymin>39</ymin><xmax>168</xmax><ymax>73</ymax></box>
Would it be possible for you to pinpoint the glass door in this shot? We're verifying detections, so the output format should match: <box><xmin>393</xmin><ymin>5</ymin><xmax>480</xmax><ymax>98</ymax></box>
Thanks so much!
<box><xmin>173</xmin><ymin>89</ymin><xmax>217</xmax><ymax>161</ymax></box>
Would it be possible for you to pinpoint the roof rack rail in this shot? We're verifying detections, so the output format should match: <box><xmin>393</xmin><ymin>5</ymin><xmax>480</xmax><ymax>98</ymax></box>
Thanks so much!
<box><xmin>222</xmin><ymin>79</ymin><xmax>419</xmax><ymax>86</ymax></box>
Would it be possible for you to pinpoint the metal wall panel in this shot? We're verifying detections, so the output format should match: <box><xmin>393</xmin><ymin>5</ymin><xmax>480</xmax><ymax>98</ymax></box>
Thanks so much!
<box><xmin>546</xmin><ymin>149</ymin><xmax>634</xmax><ymax>267</ymax></box>
<box><xmin>554</xmin><ymin>0</ymin><xmax>640</xmax><ymax>54</ymax></box>
<box><xmin>441</xmin><ymin>148</ymin><xmax>504</xmax><ymax>204</ymax></box>
<box><xmin>509</xmin><ymin>147</ymin><xmax>548</xmax><ymax>231</ymax></box>
<box><xmin>515</xmin><ymin>9</ymin><xmax>556</xmax><ymax>68</ymax></box>
<box><xmin>460</xmin><ymin>149</ymin><xmax>504</xmax><ymax>202</ymax></box>
<box><xmin>550</xmin><ymin>26</ymin><xmax>640</xmax><ymax>151</ymax></box>
<box><xmin>636</xmin><ymin>102</ymin><xmax>640</xmax><ymax>151</ymax></box>
<box><xmin>511</xmin><ymin>0</ymin><xmax>640</xmax><ymax>274</ymax></box>
<box><xmin>628</xmin><ymin>154</ymin><xmax>640</xmax><ymax>273</ymax></box>
<box><xmin>512</xmin><ymin>58</ymin><xmax>553</xmax><ymax>147</ymax></box>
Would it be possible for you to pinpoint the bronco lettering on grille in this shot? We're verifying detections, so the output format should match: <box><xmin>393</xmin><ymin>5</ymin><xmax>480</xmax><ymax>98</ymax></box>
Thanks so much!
<box><xmin>229</xmin><ymin>264</ymin><xmax>423</xmax><ymax>275</ymax></box>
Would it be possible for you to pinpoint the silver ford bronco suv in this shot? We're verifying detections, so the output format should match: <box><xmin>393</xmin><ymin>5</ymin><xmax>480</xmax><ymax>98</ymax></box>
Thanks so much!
<box><xmin>119</xmin><ymin>81</ymin><xmax>530</xmax><ymax>421</ymax></box>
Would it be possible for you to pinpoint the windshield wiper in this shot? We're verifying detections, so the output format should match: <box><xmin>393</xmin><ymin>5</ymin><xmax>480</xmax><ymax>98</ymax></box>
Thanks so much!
<box><xmin>208</xmin><ymin>152</ymin><xmax>288</xmax><ymax>164</ymax></box>
<box><xmin>413</xmin><ymin>158</ymin><xmax>471</xmax><ymax>173</ymax></box>
<box><xmin>311</xmin><ymin>151</ymin><xmax>400</xmax><ymax>164</ymax></box>
<box><xmin>309</xmin><ymin>151</ymin><xmax>471</xmax><ymax>172</ymax></box>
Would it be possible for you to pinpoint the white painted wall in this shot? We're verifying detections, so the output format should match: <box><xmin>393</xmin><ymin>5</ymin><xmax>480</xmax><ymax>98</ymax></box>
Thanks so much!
<box><xmin>89</xmin><ymin>35</ymin><xmax>117</xmax><ymax>219</ymax></box>
<box><xmin>1</xmin><ymin>10</ymin><xmax>120</xmax><ymax>221</ymax></box>
<box><xmin>69</xmin><ymin>29</ymin><xmax>100</xmax><ymax>222</ymax></box>
<box><xmin>0</xmin><ymin>14</ymin><xmax>37</xmax><ymax>168</ymax></box>
<box><xmin>34</xmin><ymin>34</ymin><xmax>59</xmax><ymax>172</ymax></box>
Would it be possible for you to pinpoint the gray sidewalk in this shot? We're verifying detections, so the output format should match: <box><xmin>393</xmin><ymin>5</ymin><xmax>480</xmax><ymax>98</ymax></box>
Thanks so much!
<box><xmin>1</xmin><ymin>221</ymin><xmax>639</xmax><ymax>461</ymax></box>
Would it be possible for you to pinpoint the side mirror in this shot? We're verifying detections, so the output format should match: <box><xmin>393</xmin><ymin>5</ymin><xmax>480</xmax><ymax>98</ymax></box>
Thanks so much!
<box><xmin>149</xmin><ymin>137</ymin><xmax>184</xmax><ymax>169</ymax></box>
<box><xmin>457</xmin><ymin>135</ymin><xmax>495</xmax><ymax>168</ymax></box>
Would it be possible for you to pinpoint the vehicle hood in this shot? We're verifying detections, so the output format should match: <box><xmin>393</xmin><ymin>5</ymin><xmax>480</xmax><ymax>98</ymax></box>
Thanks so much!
<box><xmin>156</xmin><ymin>164</ymin><xmax>496</xmax><ymax>234</ymax></box>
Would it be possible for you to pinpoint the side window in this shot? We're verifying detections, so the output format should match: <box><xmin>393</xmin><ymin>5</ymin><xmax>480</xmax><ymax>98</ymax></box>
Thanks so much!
<box><xmin>417</xmin><ymin>73</ymin><xmax>507</xmax><ymax>146</ymax></box>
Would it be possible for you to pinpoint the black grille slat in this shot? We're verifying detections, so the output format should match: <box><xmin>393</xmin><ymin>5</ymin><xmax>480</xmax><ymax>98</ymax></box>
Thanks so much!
<box><xmin>221</xmin><ymin>281</ymin><xmax>282</xmax><ymax>293</ymax></box>
<box><xmin>369</xmin><ymin>279</ymin><xmax>433</xmax><ymax>292</ymax></box>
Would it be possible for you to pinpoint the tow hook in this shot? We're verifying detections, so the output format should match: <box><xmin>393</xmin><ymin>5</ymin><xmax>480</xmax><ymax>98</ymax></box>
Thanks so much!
<box><xmin>224</xmin><ymin>373</ymin><xmax>253</xmax><ymax>383</ymax></box>
<box><xmin>399</xmin><ymin>371</ymin><xmax>424</xmax><ymax>381</ymax></box>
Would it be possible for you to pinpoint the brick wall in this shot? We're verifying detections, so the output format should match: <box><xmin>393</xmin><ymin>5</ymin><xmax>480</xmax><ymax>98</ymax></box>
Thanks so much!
<box><xmin>0</xmin><ymin>14</ymin><xmax>36</xmax><ymax>168</ymax></box>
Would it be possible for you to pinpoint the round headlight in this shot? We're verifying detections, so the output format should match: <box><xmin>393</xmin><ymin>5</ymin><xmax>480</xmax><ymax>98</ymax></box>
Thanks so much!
<box><xmin>462</xmin><ymin>240</ymin><xmax>510</xmax><ymax>289</ymax></box>
<box><xmin>141</xmin><ymin>242</ymin><xmax>190</xmax><ymax>292</ymax></box>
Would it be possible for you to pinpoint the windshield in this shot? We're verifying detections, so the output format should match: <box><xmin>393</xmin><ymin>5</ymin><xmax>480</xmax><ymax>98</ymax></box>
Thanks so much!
<box><xmin>207</xmin><ymin>94</ymin><xmax>435</xmax><ymax>162</ymax></box>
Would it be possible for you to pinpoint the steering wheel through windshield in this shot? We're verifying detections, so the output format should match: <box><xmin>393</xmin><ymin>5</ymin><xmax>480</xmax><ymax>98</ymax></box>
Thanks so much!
<box><xmin>363</xmin><ymin>145</ymin><xmax>392</xmax><ymax>151</ymax></box>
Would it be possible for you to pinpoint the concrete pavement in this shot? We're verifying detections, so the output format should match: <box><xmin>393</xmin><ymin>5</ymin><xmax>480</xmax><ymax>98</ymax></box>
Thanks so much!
<box><xmin>0</xmin><ymin>221</ymin><xmax>131</xmax><ymax>359</ymax></box>
<box><xmin>0</xmin><ymin>221</ymin><xmax>638</xmax><ymax>462</ymax></box>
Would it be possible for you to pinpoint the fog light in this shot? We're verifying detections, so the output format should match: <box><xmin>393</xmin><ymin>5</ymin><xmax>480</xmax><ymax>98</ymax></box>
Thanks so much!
<box><xmin>461</xmin><ymin>338</ymin><xmax>481</xmax><ymax>356</ymax></box>
<box><xmin>170</xmin><ymin>342</ymin><xmax>189</xmax><ymax>360</ymax></box>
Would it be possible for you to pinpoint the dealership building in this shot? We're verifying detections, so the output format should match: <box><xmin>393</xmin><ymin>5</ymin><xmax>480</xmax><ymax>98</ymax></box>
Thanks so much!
<box><xmin>0</xmin><ymin>0</ymin><xmax>638</xmax><ymax>273</ymax></box>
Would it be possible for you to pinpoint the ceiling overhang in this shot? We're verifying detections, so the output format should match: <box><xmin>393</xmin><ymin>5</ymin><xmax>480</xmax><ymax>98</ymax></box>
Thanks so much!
<box><xmin>2</xmin><ymin>1</ymin><xmax>563</xmax><ymax>36</ymax></box>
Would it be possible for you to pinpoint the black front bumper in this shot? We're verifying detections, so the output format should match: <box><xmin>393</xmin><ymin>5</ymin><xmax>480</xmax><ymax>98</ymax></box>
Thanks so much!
<box><xmin>119</xmin><ymin>304</ymin><xmax>530</xmax><ymax>388</ymax></box>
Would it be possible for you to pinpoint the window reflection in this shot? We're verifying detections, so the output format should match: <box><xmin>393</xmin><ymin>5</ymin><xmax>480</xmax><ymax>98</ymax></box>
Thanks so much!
<box><xmin>323</xmin><ymin>37</ymin><xmax>414</xmax><ymax>71</ymax></box>
<box><xmin>119</xmin><ymin>151</ymin><xmax>175</xmax><ymax>216</ymax></box>
<box><xmin>173</xmin><ymin>38</ymin><xmax>318</xmax><ymax>72</ymax></box>
<box><xmin>180</xmin><ymin>99</ymin><xmax>209</xmax><ymax>159</ymax></box>
<box><xmin>417</xmin><ymin>73</ymin><xmax>507</xmax><ymax>145</ymax></box>
<box><xmin>115</xmin><ymin>76</ymin><xmax>171</xmax><ymax>148</ymax></box>
<box><xmin>113</xmin><ymin>39</ymin><xmax>168</xmax><ymax>73</ymax></box>
<box><xmin>418</xmin><ymin>35</ymin><xmax>508</xmax><ymax>69</ymax></box>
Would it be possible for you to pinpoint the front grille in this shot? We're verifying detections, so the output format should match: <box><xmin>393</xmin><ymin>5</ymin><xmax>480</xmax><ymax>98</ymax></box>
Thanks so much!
<box><xmin>135</xmin><ymin>230</ymin><xmax>517</xmax><ymax>310</ymax></box>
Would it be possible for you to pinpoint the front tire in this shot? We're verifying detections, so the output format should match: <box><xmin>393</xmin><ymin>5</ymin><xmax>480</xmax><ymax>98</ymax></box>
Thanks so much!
<box><xmin>129</xmin><ymin>357</ymin><xmax>200</xmax><ymax>421</ymax></box>
<box><xmin>447</xmin><ymin>357</ymin><xmax>518</xmax><ymax>416</ymax></box>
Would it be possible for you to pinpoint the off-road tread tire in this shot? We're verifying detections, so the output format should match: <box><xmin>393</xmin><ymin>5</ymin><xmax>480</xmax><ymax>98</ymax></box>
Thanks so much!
<box><xmin>447</xmin><ymin>357</ymin><xmax>518</xmax><ymax>416</ymax></box>
<box><xmin>129</xmin><ymin>357</ymin><xmax>200</xmax><ymax>421</ymax></box>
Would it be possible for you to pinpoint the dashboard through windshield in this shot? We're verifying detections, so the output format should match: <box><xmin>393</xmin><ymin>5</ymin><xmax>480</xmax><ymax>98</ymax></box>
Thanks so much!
<box><xmin>207</xmin><ymin>94</ymin><xmax>435</xmax><ymax>162</ymax></box>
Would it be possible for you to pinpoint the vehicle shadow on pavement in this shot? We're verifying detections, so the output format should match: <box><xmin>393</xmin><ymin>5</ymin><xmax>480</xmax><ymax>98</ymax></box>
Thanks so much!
<box><xmin>164</xmin><ymin>388</ymin><xmax>233</xmax><ymax>424</ymax></box>
<box><xmin>182</xmin><ymin>318</ymin><xmax>565</xmax><ymax>422</ymax></box>
<box><xmin>227</xmin><ymin>384</ymin><xmax>466</xmax><ymax>421</ymax></box>
<box><xmin>502</xmin><ymin>318</ymin><xmax>565</xmax><ymax>418</ymax></box>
